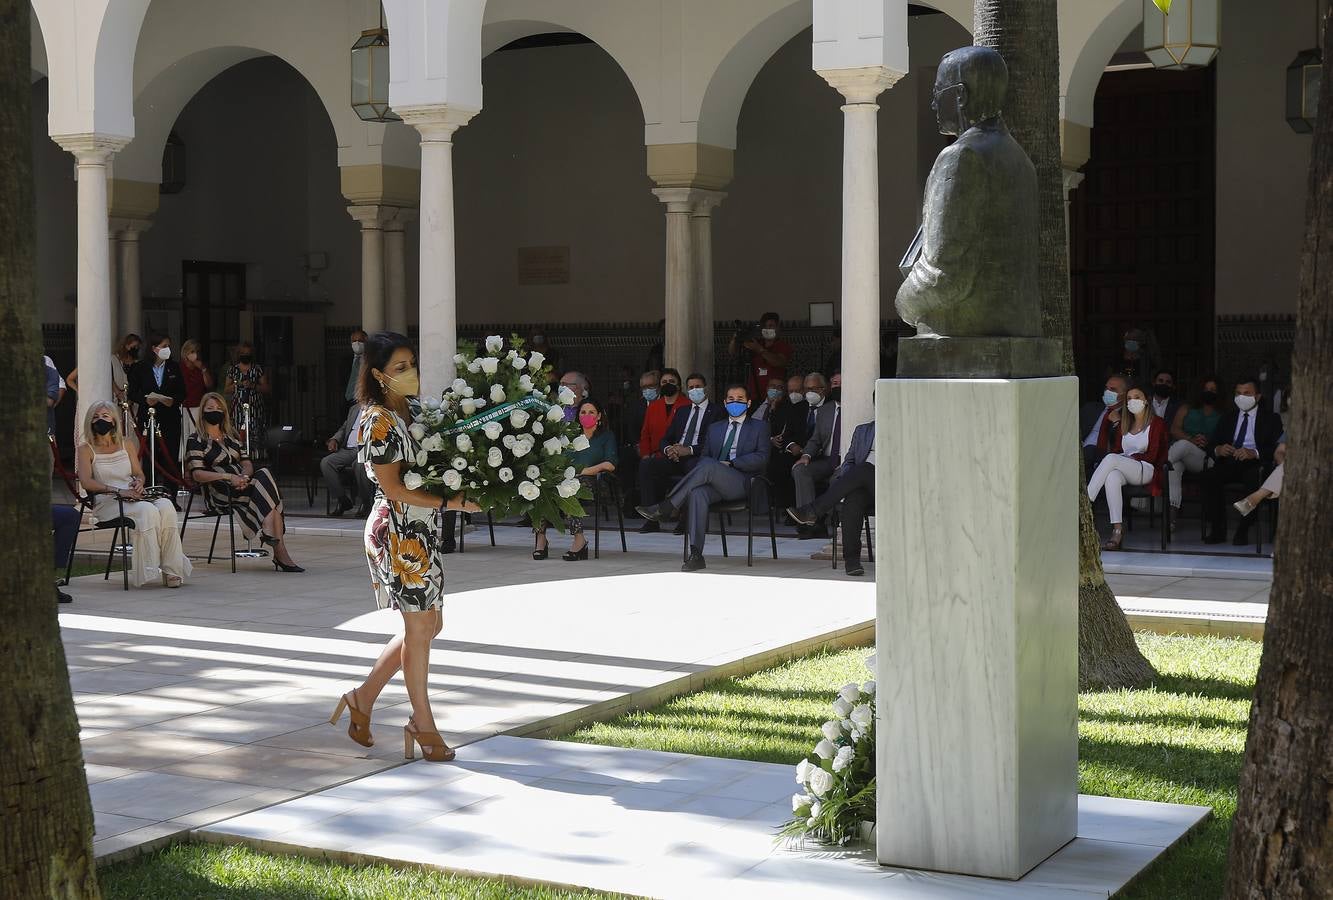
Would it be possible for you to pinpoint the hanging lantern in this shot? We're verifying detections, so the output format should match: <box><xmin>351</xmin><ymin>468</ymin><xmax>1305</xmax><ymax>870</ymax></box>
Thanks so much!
<box><xmin>1142</xmin><ymin>0</ymin><xmax>1220</xmax><ymax>70</ymax></box>
<box><xmin>1286</xmin><ymin>48</ymin><xmax>1323</xmax><ymax>133</ymax></box>
<box><xmin>350</xmin><ymin>14</ymin><xmax>399</xmax><ymax>123</ymax></box>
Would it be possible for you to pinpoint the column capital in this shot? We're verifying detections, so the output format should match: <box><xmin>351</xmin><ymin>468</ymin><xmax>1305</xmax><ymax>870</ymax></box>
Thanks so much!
<box><xmin>1062</xmin><ymin>168</ymin><xmax>1086</xmax><ymax>196</ymax></box>
<box><xmin>817</xmin><ymin>66</ymin><xmax>904</xmax><ymax>105</ymax></box>
<box><xmin>384</xmin><ymin>208</ymin><xmax>416</xmax><ymax>231</ymax></box>
<box><xmin>646</xmin><ymin>142</ymin><xmax>734</xmax><ymax>192</ymax></box>
<box><xmin>52</xmin><ymin>132</ymin><xmax>130</xmax><ymax>164</ymax></box>
<box><xmin>110</xmin><ymin>216</ymin><xmax>152</xmax><ymax>238</ymax></box>
<box><xmin>346</xmin><ymin>204</ymin><xmax>395</xmax><ymax>229</ymax></box>
<box><xmin>651</xmin><ymin>187</ymin><xmax>708</xmax><ymax>214</ymax></box>
<box><xmin>1060</xmin><ymin>119</ymin><xmax>1092</xmax><ymax>172</ymax></box>
<box><xmin>689</xmin><ymin>190</ymin><xmax>727</xmax><ymax>218</ymax></box>
<box><xmin>396</xmin><ymin>105</ymin><xmax>479</xmax><ymax>142</ymax></box>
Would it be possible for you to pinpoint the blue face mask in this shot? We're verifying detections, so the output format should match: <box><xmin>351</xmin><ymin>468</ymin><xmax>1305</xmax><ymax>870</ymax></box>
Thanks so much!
<box><xmin>725</xmin><ymin>401</ymin><xmax>749</xmax><ymax>418</ymax></box>
<box><xmin>642</xmin><ymin>388</ymin><xmax>658</xmax><ymax>402</ymax></box>
<box><xmin>1102</xmin><ymin>389</ymin><xmax>1120</xmax><ymax>407</ymax></box>
<box><xmin>1124</xmin><ymin>340</ymin><xmax>1140</xmax><ymax>353</ymax></box>
<box><xmin>687</xmin><ymin>387</ymin><xmax>707</xmax><ymax>404</ymax></box>
<box><xmin>767</xmin><ymin>387</ymin><xmax>783</xmax><ymax>401</ymax></box>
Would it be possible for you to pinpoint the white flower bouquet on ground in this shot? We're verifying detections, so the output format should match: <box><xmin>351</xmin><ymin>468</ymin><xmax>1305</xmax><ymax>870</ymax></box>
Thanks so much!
<box><xmin>782</xmin><ymin>653</ymin><xmax>877</xmax><ymax>845</ymax></box>
<box><xmin>410</xmin><ymin>334</ymin><xmax>591</xmax><ymax>529</ymax></box>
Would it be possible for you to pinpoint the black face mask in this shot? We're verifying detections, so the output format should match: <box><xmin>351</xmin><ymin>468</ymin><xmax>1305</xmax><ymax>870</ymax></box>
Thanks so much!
<box><xmin>1152</xmin><ymin>384</ymin><xmax>1173</xmax><ymax>399</ymax></box>
<box><xmin>126</xmin><ymin>347</ymin><xmax>140</xmax><ymax>358</ymax></box>
<box><xmin>91</xmin><ymin>419</ymin><xmax>116</xmax><ymax>436</ymax></box>
<box><xmin>660</xmin><ymin>383</ymin><xmax>679</xmax><ymax>397</ymax></box>
<box><xmin>202</xmin><ymin>410</ymin><xmax>226</xmax><ymax>426</ymax></box>
<box><xmin>1200</xmin><ymin>390</ymin><xmax>1218</xmax><ymax>405</ymax></box>
<box><xmin>829</xmin><ymin>388</ymin><xmax>842</xmax><ymax>403</ymax></box>
<box><xmin>237</xmin><ymin>354</ymin><xmax>254</xmax><ymax>365</ymax></box>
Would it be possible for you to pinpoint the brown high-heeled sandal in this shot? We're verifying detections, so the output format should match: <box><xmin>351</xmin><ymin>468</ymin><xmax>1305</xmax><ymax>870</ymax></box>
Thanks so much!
<box><xmin>1102</xmin><ymin>525</ymin><xmax>1124</xmax><ymax>551</ymax></box>
<box><xmin>404</xmin><ymin>718</ymin><xmax>455</xmax><ymax>762</ymax></box>
<box><xmin>329</xmin><ymin>689</ymin><xmax>374</xmax><ymax>748</ymax></box>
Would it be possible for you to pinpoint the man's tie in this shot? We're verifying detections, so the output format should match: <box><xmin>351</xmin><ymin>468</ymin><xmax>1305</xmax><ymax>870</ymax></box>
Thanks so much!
<box><xmin>719</xmin><ymin>422</ymin><xmax>738</xmax><ymax>461</ymax></box>
<box><xmin>1234</xmin><ymin>412</ymin><xmax>1249</xmax><ymax>448</ymax></box>
<box><xmin>806</xmin><ymin>407</ymin><xmax>816</xmax><ymax>433</ymax></box>
<box><xmin>683</xmin><ymin>406</ymin><xmax>700</xmax><ymax>446</ymax></box>
<box><xmin>830</xmin><ymin>409</ymin><xmax>842</xmax><ymax>462</ymax></box>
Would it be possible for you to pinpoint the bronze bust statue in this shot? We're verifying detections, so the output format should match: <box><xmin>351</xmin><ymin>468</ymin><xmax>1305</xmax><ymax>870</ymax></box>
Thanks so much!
<box><xmin>896</xmin><ymin>46</ymin><xmax>1059</xmax><ymax>378</ymax></box>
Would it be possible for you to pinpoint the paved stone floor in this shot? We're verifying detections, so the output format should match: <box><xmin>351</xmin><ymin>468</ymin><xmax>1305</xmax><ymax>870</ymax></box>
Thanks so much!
<box><xmin>201</xmin><ymin>735</ymin><xmax>1210</xmax><ymax>899</ymax></box>
<box><xmin>63</xmin><ymin>521</ymin><xmax>874</xmax><ymax>858</ymax></box>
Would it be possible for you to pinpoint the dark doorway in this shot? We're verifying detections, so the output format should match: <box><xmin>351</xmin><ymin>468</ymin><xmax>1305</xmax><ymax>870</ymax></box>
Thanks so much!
<box><xmin>182</xmin><ymin>260</ymin><xmax>245</xmax><ymax>370</ymax></box>
<box><xmin>1069</xmin><ymin>65</ymin><xmax>1217</xmax><ymax>395</ymax></box>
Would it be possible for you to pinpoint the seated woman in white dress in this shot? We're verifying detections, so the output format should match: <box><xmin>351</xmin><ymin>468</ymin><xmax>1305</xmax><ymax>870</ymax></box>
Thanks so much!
<box><xmin>76</xmin><ymin>400</ymin><xmax>192</xmax><ymax>588</ymax></box>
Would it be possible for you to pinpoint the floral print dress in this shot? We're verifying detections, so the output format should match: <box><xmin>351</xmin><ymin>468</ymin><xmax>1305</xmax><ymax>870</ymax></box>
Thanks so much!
<box><xmin>360</xmin><ymin>403</ymin><xmax>445</xmax><ymax>612</ymax></box>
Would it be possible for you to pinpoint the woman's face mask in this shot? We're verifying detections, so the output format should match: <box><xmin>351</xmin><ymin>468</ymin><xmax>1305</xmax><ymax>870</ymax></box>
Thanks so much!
<box><xmin>578</xmin><ymin>413</ymin><xmax>599</xmax><ymax>429</ymax></box>
<box><xmin>1126</xmin><ymin>398</ymin><xmax>1147</xmax><ymax>415</ymax></box>
<box><xmin>382</xmin><ymin>367</ymin><xmax>420</xmax><ymax>398</ymax></box>
<box><xmin>202</xmin><ymin>409</ymin><xmax>225</xmax><ymax>426</ymax></box>
<box><xmin>91</xmin><ymin>418</ymin><xmax>116</xmax><ymax>436</ymax></box>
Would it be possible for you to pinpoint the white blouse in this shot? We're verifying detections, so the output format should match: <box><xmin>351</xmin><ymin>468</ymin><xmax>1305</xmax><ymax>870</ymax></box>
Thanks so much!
<box><xmin>1120</xmin><ymin>426</ymin><xmax>1150</xmax><ymax>456</ymax></box>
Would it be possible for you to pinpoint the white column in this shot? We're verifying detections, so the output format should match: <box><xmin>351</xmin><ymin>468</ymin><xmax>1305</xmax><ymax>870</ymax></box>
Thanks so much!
<box><xmin>1061</xmin><ymin>168</ymin><xmax>1085</xmax><ymax>244</ymax></box>
<box><xmin>384</xmin><ymin>209</ymin><xmax>413</xmax><ymax>335</ymax></box>
<box><xmin>818</xmin><ymin>68</ymin><xmax>901</xmax><ymax>449</ymax></box>
<box><xmin>55</xmin><ymin>136</ymin><xmax>128</xmax><ymax>441</ymax></box>
<box><xmin>691</xmin><ymin>191</ymin><xmax>725</xmax><ymax>385</ymax></box>
<box><xmin>347</xmin><ymin>205</ymin><xmax>388</xmax><ymax>334</ymax></box>
<box><xmin>398</xmin><ymin>106</ymin><xmax>477</xmax><ymax>397</ymax></box>
<box><xmin>116</xmin><ymin>224</ymin><xmax>144</xmax><ymax>338</ymax></box>
<box><xmin>652</xmin><ymin>188</ymin><xmax>699</xmax><ymax>377</ymax></box>
<box><xmin>108</xmin><ymin>230</ymin><xmax>120</xmax><ymax>341</ymax></box>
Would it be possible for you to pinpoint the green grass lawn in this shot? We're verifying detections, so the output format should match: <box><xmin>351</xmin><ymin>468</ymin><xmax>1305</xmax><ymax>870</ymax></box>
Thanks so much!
<box><xmin>563</xmin><ymin>632</ymin><xmax>1259</xmax><ymax>900</ymax></box>
<box><xmin>98</xmin><ymin>633</ymin><xmax>1256</xmax><ymax>899</ymax></box>
<box><xmin>100</xmin><ymin>843</ymin><xmax>625</xmax><ymax>900</ymax></box>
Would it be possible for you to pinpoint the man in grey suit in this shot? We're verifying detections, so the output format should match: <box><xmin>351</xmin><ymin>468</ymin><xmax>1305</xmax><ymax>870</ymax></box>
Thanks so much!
<box><xmin>637</xmin><ymin>383</ymin><xmax>771</xmax><ymax>572</ymax></box>
<box><xmin>322</xmin><ymin>403</ymin><xmax>373</xmax><ymax>516</ymax></box>
<box><xmin>789</xmin><ymin>373</ymin><xmax>842</xmax><ymax>539</ymax></box>
<box><xmin>789</xmin><ymin>420</ymin><xmax>875</xmax><ymax>576</ymax></box>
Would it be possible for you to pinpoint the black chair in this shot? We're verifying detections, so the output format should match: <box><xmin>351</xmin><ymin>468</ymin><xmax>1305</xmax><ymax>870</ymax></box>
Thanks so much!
<box><xmin>266</xmin><ymin>426</ymin><xmax>316</xmax><ymax>507</ymax></box>
<box><xmin>1123</xmin><ymin>462</ymin><xmax>1168</xmax><ymax>551</ymax></box>
<box><xmin>830</xmin><ymin>505</ymin><xmax>875</xmax><ymax>570</ymax></box>
<box><xmin>592</xmin><ymin>472</ymin><xmax>628</xmax><ymax>559</ymax></box>
<box><xmin>178</xmin><ymin>477</ymin><xmax>238</xmax><ymax>572</ymax></box>
<box><xmin>680</xmin><ymin>474</ymin><xmax>778</xmax><ymax>567</ymax></box>
<box><xmin>64</xmin><ymin>490</ymin><xmax>134</xmax><ymax>591</ymax></box>
<box><xmin>1197</xmin><ymin>463</ymin><xmax>1269</xmax><ymax>555</ymax></box>
<box><xmin>455</xmin><ymin>511</ymin><xmax>496</xmax><ymax>553</ymax></box>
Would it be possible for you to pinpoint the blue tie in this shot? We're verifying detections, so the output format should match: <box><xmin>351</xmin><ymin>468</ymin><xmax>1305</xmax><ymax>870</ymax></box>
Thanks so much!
<box><xmin>719</xmin><ymin>422</ymin><xmax>738</xmax><ymax>461</ymax></box>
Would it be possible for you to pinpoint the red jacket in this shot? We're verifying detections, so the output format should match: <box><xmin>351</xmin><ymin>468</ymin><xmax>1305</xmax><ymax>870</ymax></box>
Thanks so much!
<box><xmin>1110</xmin><ymin>416</ymin><xmax>1168</xmax><ymax>495</ymax></box>
<box><xmin>638</xmin><ymin>396</ymin><xmax>687</xmax><ymax>457</ymax></box>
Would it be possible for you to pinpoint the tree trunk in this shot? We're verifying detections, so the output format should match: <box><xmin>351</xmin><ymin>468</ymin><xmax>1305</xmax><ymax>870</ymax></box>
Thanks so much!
<box><xmin>1225</xmin><ymin>9</ymin><xmax>1333</xmax><ymax>896</ymax></box>
<box><xmin>972</xmin><ymin>0</ymin><xmax>1154</xmax><ymax>689</ymax></box>
<box><xmin>0</xmin><ymin>1</ymin><xmax>102</xmax><ymax>896</ymax></box>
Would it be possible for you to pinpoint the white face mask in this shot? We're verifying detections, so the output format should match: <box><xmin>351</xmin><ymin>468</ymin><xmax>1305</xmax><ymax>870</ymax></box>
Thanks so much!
<box><xmin>1234</xmin><ymin>394</ymin><xmax>1257</xmax><ymax>412</ymax></box>
<box><xmin>788</xmin><ymin>392</ymin><xmax>803</xmax><ymax>405</ymax></box>
<box><xmin>805</xmin><ymin>391</ymin><xmax>823</xmax><ymax>407</ymax></box>
<box><xmin>156</xmin><ymin>347</ymin><xmax>171</xmax><ymax>361</ymax></box>
<box><xmin>1126</xmin><ymin>398</ymin><xmax>1147</xmax><ymax>415</ymax></box>
<box><xmin>351</xmin><ymin>341</ymin><xmax>365</xmax><ymax>355</ymax></box>
<box><xmin>761</xmin><ymin>328</ymin><xmax>777</xmax><ymax>341</ymax></box>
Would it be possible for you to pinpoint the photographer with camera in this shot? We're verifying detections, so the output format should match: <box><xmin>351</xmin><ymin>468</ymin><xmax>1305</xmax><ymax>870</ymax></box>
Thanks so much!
<box><xmin>728</xmin><ymin>312</ymin><xmax>792</xmax><ymax>401</ymax></box>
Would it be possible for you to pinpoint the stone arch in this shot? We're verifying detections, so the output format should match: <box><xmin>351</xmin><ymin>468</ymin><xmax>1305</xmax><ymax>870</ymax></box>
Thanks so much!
<box><xmin>1062</xmin><ymin>0</ymin><xmax>1140</xmax><ymax>126</ymax></box>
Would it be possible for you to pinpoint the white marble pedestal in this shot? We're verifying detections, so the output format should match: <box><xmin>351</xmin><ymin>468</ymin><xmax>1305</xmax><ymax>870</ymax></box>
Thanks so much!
<box><xmin>875</xmin><ymin>377</ymin><xmax>1079</xmax><ymax>879</ymax></box>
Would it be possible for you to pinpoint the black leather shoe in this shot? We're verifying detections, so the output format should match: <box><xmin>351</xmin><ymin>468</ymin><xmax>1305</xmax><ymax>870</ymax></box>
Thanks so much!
<box><xmin>845</xmin><ymin>564</ymin><xmax>865</xmax><ymax>577</ymax></box>
<box><xmin>330</xmin><ymin>497</ymin><xmax>353</xmax><ymax>517</ymax></box>
<box><xmin>786</xmin><ymin>505</ymin><xmax>817</xmax><ymax>526</ymax></box>
<box><xmin>638</xmin><ymin>520</ymin><xmax>660</xmax><ymax>534</ymax></box>
<box><xmin>636</xmin><ymin>502</ymin><xmax>676</xmax><ymax>522</ymax></box>
<box><xmin>672</xmin><ymin>520</ymin><xmax>687</xmax><ymax>536</ymax></box>
<box><xmin>809</xmin><ymin>523</ymin><xmax>829</xmax><ymax>540</ymax></box>
<box><xmin>1203</xmin><ymin>530</ymin><xmax>1227</xmax><ymax>545</ymax></box>
<box><xmin>55</xmin><ymin>586</ymin><xmax>73</xmax><ymax>604</ymax></box>
<box><xmin>681</xmin><ymin>552</ymin><xmax>706</xmax><ymax>572</ymax></box>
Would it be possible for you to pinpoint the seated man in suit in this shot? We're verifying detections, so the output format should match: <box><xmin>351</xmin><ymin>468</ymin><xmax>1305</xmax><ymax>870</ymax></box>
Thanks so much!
<box><xmin>637</xmin><ymin>372</ymin><xmax>723</xmax><ymax>533</ymax></box>
<box><xmin>1202</xmin><ymin>376</ymin><xmax>1283</xmax><ymax>545</ymax></box>
<box><xmin>636</xmin><ymin>384</ymin><xmax>771</xmax><ymax>572</ymax></box>
<box><xmin>790</xmin><ymin>373</ymin><xmax>841</xmax><ymax>538</ymax></box>
<box><xmin>788</xmin><ymin>419</ymin><xmax>875</xmax><ymax>576</ymax></box>
<box><xmin>321</xmin><ymin>403</ymin><xmax>374</xmax><ymax>517</ymax></box>
<box><xmin>1080</xmin><ymin>374</ymin><xmax>1127</xmax><ymax>475</ymax></box>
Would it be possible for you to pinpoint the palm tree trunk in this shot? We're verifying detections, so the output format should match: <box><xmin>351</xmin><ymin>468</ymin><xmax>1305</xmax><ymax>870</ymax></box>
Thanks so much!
<box><xmin>0</xmin><ymin>1</ymin><xmax>101</xmax><ymax>895</ymax></box>
<box><xmin>972</xmin><ymin>0</ymin><xmax>1154</xmax><ymax>689</ymax></box>
<box><xmin>1225</xmin><ymin>8</ymin><xmax>1333</xmax><ymax>895</ymax></box>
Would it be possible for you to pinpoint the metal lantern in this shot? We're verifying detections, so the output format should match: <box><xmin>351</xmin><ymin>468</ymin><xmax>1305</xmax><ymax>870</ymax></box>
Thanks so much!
<box><xmin>350</xmin><ymin>21</ymin><xmax>400</xmax><ymax>123</ymax></box>
<box><xmin>1143</xmin><ymin>0</ymin><xmax>1220</xmax><ymax>70</ymax></box>
<box><xmin>1286</xmin><ymin>48</ymin><xmax>1323</xmax><ymax>133</ymax></box>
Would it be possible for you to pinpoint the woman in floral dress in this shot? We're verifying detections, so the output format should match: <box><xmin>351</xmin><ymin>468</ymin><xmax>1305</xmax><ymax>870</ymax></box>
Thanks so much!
<box><xmin>328</xmin><ymin>332</ymin><xmax>479</xmax><ymax>763</ymax></box>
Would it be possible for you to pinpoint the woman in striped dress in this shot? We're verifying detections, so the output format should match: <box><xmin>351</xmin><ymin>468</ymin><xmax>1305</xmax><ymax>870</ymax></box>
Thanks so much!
<box><xmin>184</xmin><ymin>391</ymin><xmax>303</xmax><ymax>572</ymax></box>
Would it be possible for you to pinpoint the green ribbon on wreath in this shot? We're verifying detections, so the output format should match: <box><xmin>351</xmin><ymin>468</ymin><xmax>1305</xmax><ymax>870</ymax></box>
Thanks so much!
<box><xmin>438</xmin><ymin>395</ymin><xmax>554</xmax><ymax>437</ymax></box>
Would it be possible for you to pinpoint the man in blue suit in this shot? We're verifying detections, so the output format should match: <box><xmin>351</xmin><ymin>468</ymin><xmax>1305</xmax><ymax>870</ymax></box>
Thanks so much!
<box><xmin>637</xmin><ymin>383</ymin><xmax>771</xmax><ymax>571</ymax></box>
<box><xmin>788</xmin><ymin>420</ymin><xmax>876</xmax><ymax>576</ymax></box>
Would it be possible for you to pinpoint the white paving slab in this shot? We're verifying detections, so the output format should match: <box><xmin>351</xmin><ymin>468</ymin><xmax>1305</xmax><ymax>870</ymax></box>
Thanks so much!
<box><xmin>202</xmin><ymin>735</ymin><xmax>1211</xmax><ymax>899</ymax></box>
